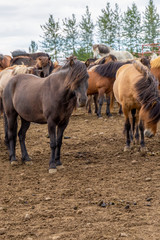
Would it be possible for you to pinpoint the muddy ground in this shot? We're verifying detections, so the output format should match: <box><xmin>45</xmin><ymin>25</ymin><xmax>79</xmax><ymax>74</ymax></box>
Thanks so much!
<box><xmin>0</xmin><ymin>104</ymin><xmax>160</xmax><ymax>240</ymax></box>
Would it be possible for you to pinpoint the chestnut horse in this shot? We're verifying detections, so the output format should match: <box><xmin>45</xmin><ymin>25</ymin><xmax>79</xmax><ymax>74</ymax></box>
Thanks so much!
<box><xmin>87</xmin><ymin>61</ymin><xmax>131</xmax><ymax>117</ymax></box>
<box><xmin>0</xmin><ymin>55</ymin><xmax>12</xmax><ymax>71</ymax></box>
<box><xmin>113</xmin><ymin>61</ymin><xmax>160</xmax><ymax>151</ymax></box>
<box><xmin>3</xmin><ymin>58</ymin><xmax>88</xmax><ymax>173</ymax></box>
<box><xmin>86</xmin><ymin>54</ymin><xmax>117</xmax><ymax>115</ymax></box>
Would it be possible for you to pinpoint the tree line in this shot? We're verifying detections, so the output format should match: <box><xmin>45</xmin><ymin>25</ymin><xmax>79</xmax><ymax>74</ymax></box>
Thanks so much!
<box><xmin>29</xmin><ymin>0</ymin><xmax>160</xmax><ymax>61</ymax></box>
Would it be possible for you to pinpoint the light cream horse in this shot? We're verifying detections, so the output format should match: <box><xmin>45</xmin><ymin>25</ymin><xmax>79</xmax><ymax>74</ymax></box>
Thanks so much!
<box><xmin>113</xmin><ymin>61</ymin><xmax>160</xmax><ymax>152</ymax></box>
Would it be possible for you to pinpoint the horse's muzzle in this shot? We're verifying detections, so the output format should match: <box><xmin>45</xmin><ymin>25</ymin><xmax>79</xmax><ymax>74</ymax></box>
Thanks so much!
<box><xmin>77</xmin><ymin>97</ymin><xmax>87</xmax><ymax>107</ymax></box>
<box><xmin>144</xmin><ymin>129</ymin><xmax>154</xmax><ymax>138</ymax></box>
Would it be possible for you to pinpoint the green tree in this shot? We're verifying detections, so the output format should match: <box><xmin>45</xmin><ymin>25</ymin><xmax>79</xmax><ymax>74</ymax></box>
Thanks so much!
<box><xmin>113</xmin><ymin>3</ymin><xmax>122</xmax><ymax>50</ymax></box>
<box><xmin>29</xmin><ymin>40</ymin><xmax>38</xmax><ymax>53</ymax></box>
<box><xmin>122</xmin><ymin>3</ymin><xmax>142</xmax><ymax>52</ymax></box>
<box><xmin>40</xmin><ymin>14</ymin><xmax>62</xmax><ymax>60</ymax></box>
<box><xmin>142</xmin><ymin>0</ymin><xmax>160</xmax><ymax>45</ymax></box>
<box><xmin>97</xmin><ymin>2</ymin><xmax>116</xmax><ymax>47</ymax></box>
<box><xmin>62</xmin><ymin>14</ymin><xmax>79</xmax><ymax>57</ymax></box>
<box><xmin>79</xmin><ymin>6</ymin><xmax>94</xmax><ymax>57</ymax></box>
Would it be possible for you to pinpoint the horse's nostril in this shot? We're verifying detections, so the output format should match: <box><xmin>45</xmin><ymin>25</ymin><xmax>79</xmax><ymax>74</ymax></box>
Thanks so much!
<box><xmin>144</xmin><ymin>129</ymin><xmax>154</xmax><ymax>138</ymax></box>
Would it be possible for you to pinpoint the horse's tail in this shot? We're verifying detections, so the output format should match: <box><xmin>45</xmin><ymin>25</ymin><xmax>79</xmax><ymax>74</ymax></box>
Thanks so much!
<box><xmin>133</xmin><ymin>60</ymin><xmax>149</xmax><ymax>78</ymax></box>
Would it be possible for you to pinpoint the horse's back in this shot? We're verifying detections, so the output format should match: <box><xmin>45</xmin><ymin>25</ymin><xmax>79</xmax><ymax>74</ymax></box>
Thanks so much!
<box><xmin>114</xmin><ymin>64</ymin><xmax>141</xmax><ymax>105</ymax></box>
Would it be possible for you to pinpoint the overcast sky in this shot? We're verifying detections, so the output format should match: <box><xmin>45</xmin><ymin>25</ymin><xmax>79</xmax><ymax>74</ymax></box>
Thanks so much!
<box><xmin>0</xmin><ymin>0</ymin><xmax>160</xmax><ymax>56</ymax></box>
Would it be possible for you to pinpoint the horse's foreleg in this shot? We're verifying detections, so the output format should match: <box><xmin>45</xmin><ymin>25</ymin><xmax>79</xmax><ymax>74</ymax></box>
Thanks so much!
<box><xmin>139</xmin><ymin>119</ymin><xmax>145</xmax><ymax>148</ymax></box>
<box><xmin>87</xmin><ymin>95</ymin><xmax>92</xmax><ymax>114</ymax></box>
<box><xmin>93</xmin><ymin>94</ymin><xmax>98</xmax><ymax>114</ymax></box>
<box><xmin>48</xmin><ymin>121</ymin><xmax>57</xmax><ymax>172</ymax></box>
<box><xmin>55</xmin><ymin>121</ymin><xmax>69</xmax><ymax>168</ymax></box>
<box><xmin>18</xmin><ymin>118</ymin><xmax>31</xmax><ymax>163</ymax></box>
<box><xmin>124</xmin><ymin>117</ymin><xmax>131</xmax><ymax>151</ymax></box>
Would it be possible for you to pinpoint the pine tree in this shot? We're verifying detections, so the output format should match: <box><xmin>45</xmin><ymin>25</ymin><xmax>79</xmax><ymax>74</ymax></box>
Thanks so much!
<box><xmin>97</xmin><ymin>2</ymin><xmax>115</xmax><ymax>47</ymax></box>
<box><xmin>79</xmin><ymin>6</ymin><xmax>94</xmax><ymax>58</ymax></box>
<box><xmin>122</xmin><ymin>3</ymin><xmax>142</xmax><ymax>52</ymax></box>
<box><xmin>29</xmin><ymin>40</ymin><xmax>38</xmax><ymax>53</ymax></box>
<box><xmin>62</xmin><ymin>14</ymin><xmax>79</xmax><ymax>57</ymax></box>
<box><xmin>113</xmin><ymin>4</ymin><xmax>122</xmax><ymax>50</ymax></box>
<box><xmin>142</xmin><ymin>0</ymin><xmax>160</xmax><ymax>45</ymax></box>
<box><xmin>40</xmin><ymin>15</ymin><xmax>62</xmax><ymax>60</ymax></box>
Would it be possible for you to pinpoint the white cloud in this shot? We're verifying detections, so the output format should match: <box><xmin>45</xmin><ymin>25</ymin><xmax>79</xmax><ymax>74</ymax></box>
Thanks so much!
<box><xmin>0</xmin><ymin>0</ymin><xmax>160</xmax><ymax>55</ymax></box>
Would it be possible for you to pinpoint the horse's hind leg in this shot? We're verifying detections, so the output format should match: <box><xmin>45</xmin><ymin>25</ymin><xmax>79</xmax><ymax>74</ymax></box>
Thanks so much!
<box><xmin>124</xmin><ymin>117</ymin><xmax>131</xmax><ymax>152</ymax></box>
<box><xmin>93</xmin><ymin>94</ymin><xmax>98</xmax><ymax>114</ymax></box>
<box><xmin>18</xmin><ymin>118</ymin><xmax>31</xmax><ymax>163</ymax></box>
<box><xmin>97</xmin><ymin>92</ymin><xmax>104</xmax><ymax>117</ymax></box>
<box><xmin>106</xmin><ymin>94</ymin><xmax>112</xmax><ymax>117</ymax></box>
<box><xmin>3</xmin><ymin>112</ymin><xmax>9</xmax><ymax>148</ymax></box>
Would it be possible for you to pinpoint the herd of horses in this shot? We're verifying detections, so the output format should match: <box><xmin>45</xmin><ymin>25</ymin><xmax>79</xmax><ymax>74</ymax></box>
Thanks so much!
<box><xmin>0</xmin><ymin>49</ymin><xmax>160</xmax><ymax>173</ymax></box>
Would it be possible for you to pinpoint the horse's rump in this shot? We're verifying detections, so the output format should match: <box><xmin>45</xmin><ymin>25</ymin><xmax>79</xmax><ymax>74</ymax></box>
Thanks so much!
<box><xmin>151</xmin><ymin>56</ymin><xmax>160</xmax><ymax>68</ymax></box>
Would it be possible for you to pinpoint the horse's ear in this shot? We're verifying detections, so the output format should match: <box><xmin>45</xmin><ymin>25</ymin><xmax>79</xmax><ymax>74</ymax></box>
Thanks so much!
<box><xmin>85</xmin><ymin>59</ymin><xmax>90</xmax><ymax>67</ymax></box>
<box><xmin>70</xmin><ymin>58</ymin><xmax>75</xmax><ymax>66</ymax></box>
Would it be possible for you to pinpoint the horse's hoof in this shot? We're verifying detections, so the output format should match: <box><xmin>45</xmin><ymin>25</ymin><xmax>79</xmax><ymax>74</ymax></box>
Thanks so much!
<box><xmin>124</xmin><ymin>146</ymin><xmax>130</xmax><ymax>152</ymax></box>
<box><xmin>140</xmin><ymin>147</ymin><xmax>148</xmax><ymax>155</ymax></box>
<box><xmin>25</xmin><ymin>161</ymin><xmax>33</xmax><ymax>165</ymax></box>
<box><xmin>11</xmin><ymin>161</ymin><xmax>18</xmax><ymax>166</ymax></box>
<box><xmin>49</xmin><ymin>168</ymin><xmax>57</xmax><ymax>174</ymax></box>
<box><xmin>56</xmin><ymin>165</ymin><xmax>65</xmax><ymax>170</ymax></box>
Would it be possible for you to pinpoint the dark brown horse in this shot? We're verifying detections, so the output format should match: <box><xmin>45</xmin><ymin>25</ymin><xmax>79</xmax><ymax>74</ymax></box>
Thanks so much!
<box><xmin>3</xmin><ymin>57</ymin><xmax>89</xmax><ymax>173</ymax></box>
<box><xmin>10</xmin><ymin>56</ymin><xmax>53</xmax><ymax>77</ymax></box>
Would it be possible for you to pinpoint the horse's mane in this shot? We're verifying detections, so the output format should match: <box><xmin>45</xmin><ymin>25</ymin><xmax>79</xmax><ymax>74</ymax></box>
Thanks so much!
<box><xmin>151</xmin><ymin>56</ymin><xmax>160</xmax><ymax>68</ymax></box>
<box><xmin>12</xmin><ymin>65</ymin><xmax>31</xmax><ymax>75</ymax></box>
<box><xmin>62</xmin><ymin>58</ymin><xmax>88</xmax><ymax>91</ymax></box>
<box><xmin>95</xmin><ymin>61</ymin><xmax>132</xmax><ymax>78</ymax></box>
<box><xmin>134</xmin><ymin>61</ymin><xmax>160</xmax><ymax>124</ymax></box>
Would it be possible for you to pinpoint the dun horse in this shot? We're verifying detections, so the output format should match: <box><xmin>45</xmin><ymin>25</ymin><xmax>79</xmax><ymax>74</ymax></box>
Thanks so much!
<box><xmin>113</xmin><ymin>61</ymin><xmax>160</xmax><ymax>151</ymax></box>
<box><xmin>3</xmin><ymin>58</ymin><xmax>89</xmax><ymax>173</ymax></box>
<box><xmin>150</xmin><ymin>56</ymin><xmax>160</xmax><ymax>90</ymax></box>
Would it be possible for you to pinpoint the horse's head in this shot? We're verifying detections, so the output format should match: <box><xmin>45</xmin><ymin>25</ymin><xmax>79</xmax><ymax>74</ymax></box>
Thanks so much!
<box><xmin>140</xmin><ymin>99</ymin><xmax>160</xmax><ymax>138</ymax></box>
<box><xmin>36</xmin><ymin>56</ymin><xmax>52</xmax><ymax>77</ymax></box>
<box><xmin>140</xmin><ymin>57</ymin><xmax>151</xmax><ymax>69</ymax></box>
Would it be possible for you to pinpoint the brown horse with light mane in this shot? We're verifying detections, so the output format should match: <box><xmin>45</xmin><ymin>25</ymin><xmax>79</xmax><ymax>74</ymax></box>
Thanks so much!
<box><xmin>2</xmin><ymin>57</ymin><xmax>88</xmax><ymax>173</ymax></box>
<box><xmin>113</xmin><ymin>61</ymin><xmax>160</xmax><ymax>152</ymax></box>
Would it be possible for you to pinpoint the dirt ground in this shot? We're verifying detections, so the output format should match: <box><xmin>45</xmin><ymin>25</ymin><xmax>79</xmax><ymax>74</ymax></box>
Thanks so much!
<box><xmin>0</xmin><ymin>103</ymin><xmax>160</xmax><ymax>240</ymax></box>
